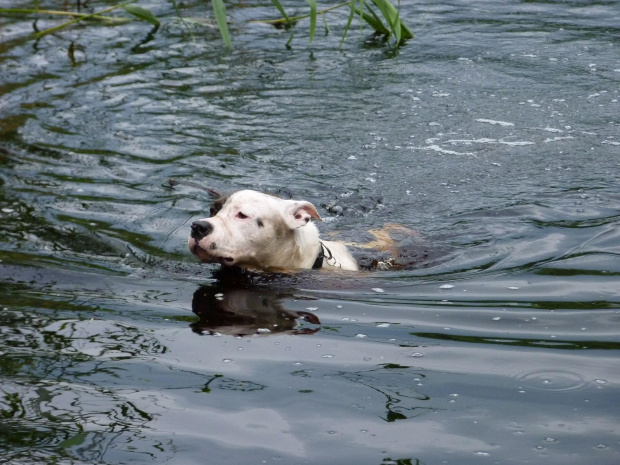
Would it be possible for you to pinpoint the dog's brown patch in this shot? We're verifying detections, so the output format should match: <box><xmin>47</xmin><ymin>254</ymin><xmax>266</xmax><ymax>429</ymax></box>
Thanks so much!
<box><xmin>347</xmin><ymin>224</ymin><xmax>421</xmax><ymax>256</ymax></box>
<box><xmin>339</xmin><ymin>224</ymin><xmax>426</xmax><ymax>270</ymax></box>
<box><xmin>210</xmin><ymin>195</ymin><xmax>229</xmax><ymax>217</ymax></box>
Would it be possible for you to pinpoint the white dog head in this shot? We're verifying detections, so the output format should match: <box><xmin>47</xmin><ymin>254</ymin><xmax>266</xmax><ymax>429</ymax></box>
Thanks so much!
<box><xmin>188</xmin><ymin>190</ymin><xmax>323</xmax><ymax>270</ymax></box>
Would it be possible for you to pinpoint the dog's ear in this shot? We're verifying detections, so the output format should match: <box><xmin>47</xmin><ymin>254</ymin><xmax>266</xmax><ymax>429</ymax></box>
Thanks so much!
<box><xmin>285</xmin><ymin>201</ymin><xmax>322</xmax><ymax>229</ymax></box>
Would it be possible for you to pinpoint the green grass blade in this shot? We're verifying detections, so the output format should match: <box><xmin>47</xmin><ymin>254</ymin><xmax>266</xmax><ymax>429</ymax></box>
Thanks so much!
<box><xmin>354</xmin><ymin>5</ymin><xmax>389</xmax><ymax>35</ymax></box>
<box><xmin>371</xmin><ymin>0</ymin><xmax>397</xmax><ymax>40</ymax></box>
<box><xmin>306</xmin><ymin>0</ymin><xmax>317</xmax><ymax>44</ymax></box>
<box><xmin>365</xmin><ymin>2</ymin><xmax>386</xmax><ymax>30</ymax></box>
<box><xmin>339</xmin><ymin>0</ymin><xmax>357</xmax><ymax>48</ymax></box>
<box><xmin>122</xmin><ymin>4</ymin><xmax>160</xmax><ymax>26</ymax></box>
<box><xmin>34</xmin><ymin>1</ymin><xmax>134</xmax><ymax>38</ymax></box>
<box><xmin>211</xmin><ymin>0</ymin><xmax>231</xmax><ymax>48</ymax></box>
<box><xmin>358</xmin><ymin>0</ymin><xmax>365</xmax><ymax>34</ymax></box>
<box><xmin>393</xmin><ymin>9</ymin><xmax>401</xmax><ymax>44</ymax></box>
<box><xmin>399</xmin><ymin>20</ymin><xmax>413</xmax><ymax>41</ymax></box>
<box><xmin>270</xmin><ymin>0</ymin><xmax>291</xmax><ymax>23</ymax></box>
<box><xmin>0</xmin><ymin>8</ymin><xmax>128</xmax><ymax>23</ymax></box>
<box><xmin>270</xmin><ymin>0</ymin><xmax>294</xmax><ymax>47</ymax></box>
<box><xmin>371</xmin><ymin>0</ymin><xmax>412</xmax><ymax>44</ymax></box>
<box><xmin>171</xmin><ymin>0</ymin><xmax>195</xmax><ymax>41</ymax></box>
<box><xmin>249</xmin><ymin>2</ymin><xmax>348</xmax><ymax>26</ymax></box>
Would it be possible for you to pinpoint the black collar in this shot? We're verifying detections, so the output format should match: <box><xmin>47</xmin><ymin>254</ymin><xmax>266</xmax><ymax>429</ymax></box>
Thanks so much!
<box><xmin>312</xmin><ymin>242</ymin><xmax>334</xmax><ymax>269</ymax></box>
<box><xmin>312</xmin><ymin>242</ymin><xmax>324</xmax><ymax>269</ymax></box>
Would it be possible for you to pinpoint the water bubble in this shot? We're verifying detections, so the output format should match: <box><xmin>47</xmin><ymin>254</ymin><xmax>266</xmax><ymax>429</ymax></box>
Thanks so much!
<box><xmin>222</xmin><ymin>359</ymin><xmax>233</xmax><ymax>363</ymax></box>
<box><xmin>376</xmin><ymin>323</ymin><xmax>390</xmax><ymax>328</ymax></box>
<box><xmin>257</xmin><ymin>328</ymin><xmax>271</xmax><ymax>334</ymax></box>
<box><xmin>515</xmin><ymin>369</ymin><xmax>587</xmax><ymax>391</ymax></box>
<box><xmin>594</xmin><ymin>379</ymin><xmax>608</xmax><ymax>385</ymax></box>
<box><xmin>439</xmin><ymin>284</ymin><xmax>454</xmax><ymax>289</ymax></box>
<box><xmin>475</xmin><ymin>451</ymin><xmax>490</xmax><ymax>456</ymax></box>
<box><xmin>492</xmin><ymin>317</ymin><xmax>501</xmax><ymax>321</ymax></box>
<box><xmin>544</xmin><ymin>438</ymin><xmax>558</xmax><ymax>443</ymax></box>
<box><xmin>507</xmin><ymin>286</ymin><xmax>519</xmax><ymax>290</ymax></box>
<box><xmin>372</xmin><ymin>287</ymin><xmax>385</xmax><ymax>293</ymax></box>
<box><xmin>355</xmin><ymin>334</ymin><xmax>367</xmax><ymax>338</ymax></box>
<box><xmin>594</xmin><ymin>444</ymin><xmax>608</xmax><ymax>449</ymax></box>
<box><xmin>306</xmin><ymin>307</ymin><xmax>318</xmax><ymax>311</ymax></box>
<box><xmin>410</xmin><ymin>352</ymin><xmax>424</xmax><ymax>358</ymax></box>
<box><xmin>321</xmin><ymin>354</ymin><xmax>334</xmax><ymax>359</ymax></box>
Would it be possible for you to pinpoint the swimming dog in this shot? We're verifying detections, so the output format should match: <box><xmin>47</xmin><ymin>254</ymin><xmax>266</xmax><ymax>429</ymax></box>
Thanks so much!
<box><xmin>188</xmin><ymin>190</ymin><xmax>359</xmax><ymax>271</ymax></box>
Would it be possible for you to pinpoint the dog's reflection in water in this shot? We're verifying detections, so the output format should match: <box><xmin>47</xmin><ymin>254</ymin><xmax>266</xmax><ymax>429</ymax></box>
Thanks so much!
<box><xmin>190</xmin><ymin>286</ymin><xmax>321</xmax><ymax>337</ymax></box>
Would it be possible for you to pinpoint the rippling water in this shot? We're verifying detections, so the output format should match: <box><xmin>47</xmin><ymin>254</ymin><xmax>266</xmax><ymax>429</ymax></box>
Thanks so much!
<box><xmin>1</xmin><ymin>0</ymin><xmax>619</xmax><ymax>464</ymax></box>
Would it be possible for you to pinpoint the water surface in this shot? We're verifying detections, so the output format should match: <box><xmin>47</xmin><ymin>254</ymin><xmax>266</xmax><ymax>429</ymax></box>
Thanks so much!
<box><xmin>1</xmin><ymin>0</ymin><xmax>619</xmax><ymax>464</ymax></box>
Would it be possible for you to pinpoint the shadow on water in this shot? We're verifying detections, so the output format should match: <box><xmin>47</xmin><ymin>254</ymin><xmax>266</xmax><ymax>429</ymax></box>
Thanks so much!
<box><xmin>190</xmin><ymin>281</ymin><xmax>322</xmax><ymax>337</ymax></box>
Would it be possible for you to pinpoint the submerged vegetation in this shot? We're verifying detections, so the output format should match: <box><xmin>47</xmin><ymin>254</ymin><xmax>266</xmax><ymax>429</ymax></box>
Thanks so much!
<box><xmin>0</xmin><ymin>0</ymin><xmax>413</xmax><ymax>48</ymax></box>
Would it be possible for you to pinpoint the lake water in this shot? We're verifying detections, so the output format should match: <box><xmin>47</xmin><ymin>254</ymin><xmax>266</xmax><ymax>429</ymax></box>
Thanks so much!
<box><xmin>1</xmin><ymin>0</ymin><xmax>619</xmax><ymax>464</ymax></box>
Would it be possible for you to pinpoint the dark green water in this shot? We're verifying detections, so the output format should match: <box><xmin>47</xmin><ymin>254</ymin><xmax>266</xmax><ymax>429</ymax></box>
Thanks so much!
<box><xmin>1</xmin><ymin>0</ymin><xmax>619</xmax><ymax>464</ymax></box>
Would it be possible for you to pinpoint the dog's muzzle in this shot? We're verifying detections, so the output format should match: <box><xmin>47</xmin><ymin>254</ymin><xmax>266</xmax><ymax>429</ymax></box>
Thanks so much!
<box><xmin>191</xmin><ymin>220</ymin><xmax>213</xmax><ymax>240</ymax></box>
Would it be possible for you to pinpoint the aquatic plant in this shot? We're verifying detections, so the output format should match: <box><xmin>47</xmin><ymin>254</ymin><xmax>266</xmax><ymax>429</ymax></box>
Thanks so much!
<box><xmin>0</xmin><ymin>0</ymin><xmax>413</xmax><ymax>48</ymax></box>
<box><xmin>245</xmin><ymin>0</ymin><xmax>413</xmax><ymax>48</ymax></box>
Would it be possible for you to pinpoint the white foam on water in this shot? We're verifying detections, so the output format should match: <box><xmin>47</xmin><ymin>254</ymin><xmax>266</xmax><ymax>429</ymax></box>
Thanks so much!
<box><xmin>476</xmin><ymin>118</ymin><xmax>515</xmax><ymax>127</ymax></box>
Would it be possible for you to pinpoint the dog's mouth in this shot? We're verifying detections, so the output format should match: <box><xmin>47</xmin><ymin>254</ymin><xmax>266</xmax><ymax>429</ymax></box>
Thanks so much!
<box><xmin>190</xmin><ymin>239</ymin><xmax>236</xmax><ymax>265</ymax></box>
<box><xmin>217</xmin><ymin>256</ymin><xmax>235</xmax><ymax>265</ymax></box>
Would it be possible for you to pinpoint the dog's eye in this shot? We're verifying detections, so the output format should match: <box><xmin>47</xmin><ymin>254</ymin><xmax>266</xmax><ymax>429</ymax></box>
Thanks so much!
<box><xmin>236</xmin><ymin>212</ymin><xmax>248</xmax><ymax>219</ymax></box>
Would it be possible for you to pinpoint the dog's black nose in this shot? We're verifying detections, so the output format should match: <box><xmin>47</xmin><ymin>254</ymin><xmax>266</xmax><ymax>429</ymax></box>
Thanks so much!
<box><xmin>191</xmin><ymin>220</ymin><xmax>213</xmax><ymax>239</ymax></box>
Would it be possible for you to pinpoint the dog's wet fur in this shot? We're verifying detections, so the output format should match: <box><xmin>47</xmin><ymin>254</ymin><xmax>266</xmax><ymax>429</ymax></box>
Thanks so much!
<box><xmin>188</xmin><ymin>189</ymin><xmax>436</xmax><ymax>273</ymax></box>
<box><xmin>188</xmin><ymin>190</ymin><xmax>358</xmax><ymax>271</ymax></box>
